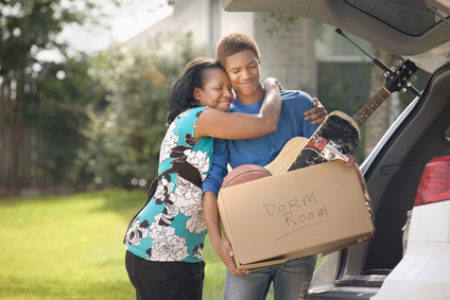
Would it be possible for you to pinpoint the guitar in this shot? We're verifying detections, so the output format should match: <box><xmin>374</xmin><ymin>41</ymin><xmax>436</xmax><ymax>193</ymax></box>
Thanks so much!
<box><xmin>265</xmin><ymin>59</ymin><xmax>418</xmax><ymax>175</ymax></box>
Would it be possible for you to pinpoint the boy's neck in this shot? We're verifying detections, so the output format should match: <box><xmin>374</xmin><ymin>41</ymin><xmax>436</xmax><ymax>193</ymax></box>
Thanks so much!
<box><xmin>235</xmin><ymin>83</ymin><xmax>265</xmax><ymax>105</ymax></box>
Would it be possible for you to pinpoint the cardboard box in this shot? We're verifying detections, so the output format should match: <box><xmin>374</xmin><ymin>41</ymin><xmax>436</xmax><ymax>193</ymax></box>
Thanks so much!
<box><xmin>217</xmin><ymin>160</ymin><xmax>374</xmax><ymax>270</ymax></box>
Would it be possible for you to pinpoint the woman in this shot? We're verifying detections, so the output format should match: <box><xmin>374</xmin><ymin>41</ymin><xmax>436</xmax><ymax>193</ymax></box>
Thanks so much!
<box><xmin>124</xmin><ymin>58</ymin><xmax>320</xmax><ymax>300</ymax></box>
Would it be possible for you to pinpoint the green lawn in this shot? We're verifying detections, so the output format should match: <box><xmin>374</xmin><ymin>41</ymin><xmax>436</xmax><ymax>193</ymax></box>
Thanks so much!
<box><xmin>0</xmin><ymin>189</ymin><xmax>323</xmax><ymax>299</ymax></box>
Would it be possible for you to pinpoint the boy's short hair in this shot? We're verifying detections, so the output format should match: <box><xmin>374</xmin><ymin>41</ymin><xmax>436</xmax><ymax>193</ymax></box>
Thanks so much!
<box><xmin>215</xmin><ymin>32</ymin><xmax>261</xmax><ymax>67</ymax></box>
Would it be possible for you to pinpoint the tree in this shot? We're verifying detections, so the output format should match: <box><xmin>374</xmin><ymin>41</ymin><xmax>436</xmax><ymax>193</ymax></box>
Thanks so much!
<box><xmin>79</xmin><ymin>34</ymin><xmax>205</xmax><ymax>189</ymax></box>
<box><xmin>30</xmin><ymin>56</ymin><xmax>107</xmax><ymax>187</ymax></box>
<box><xmin>0</xmin><ymin>0</ymin><xmax>104</xmax><ymax>194</ymax></box>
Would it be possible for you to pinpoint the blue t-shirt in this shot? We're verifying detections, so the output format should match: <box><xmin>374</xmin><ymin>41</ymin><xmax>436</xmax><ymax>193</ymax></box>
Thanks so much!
<box><xmin>125</xmin><ymin>107</ymin><xmax>213</xmax><ymax>262</ymax></box>
<box><xmin>202</xmin><ymin>90</ymin><xmax>318</xmax><ymax>195</ymax></box>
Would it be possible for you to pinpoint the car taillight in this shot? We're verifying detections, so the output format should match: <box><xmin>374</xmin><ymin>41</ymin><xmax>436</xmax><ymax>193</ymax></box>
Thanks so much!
<box><xmin>414</xmin><ymin>155</ymin><xmax>450</xmax><ymax>206</ymax></box>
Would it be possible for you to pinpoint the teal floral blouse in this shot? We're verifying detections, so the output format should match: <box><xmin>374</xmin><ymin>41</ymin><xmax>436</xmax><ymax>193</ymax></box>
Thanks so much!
<box><xmin>125</xmin><ymin>107</ymin><xmax>213</xmax><ymax>262</ymax></box>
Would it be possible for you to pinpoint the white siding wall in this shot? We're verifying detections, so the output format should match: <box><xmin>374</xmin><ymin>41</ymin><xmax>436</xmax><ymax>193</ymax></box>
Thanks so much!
<box><xmin>127</xmin><ymin>17</ymin><xmax>175</xmax><ymax>51</ymax></box>
<box><xmin>126</xmin><ymin>1</ymin><xmax>318</xmax><ymax>95</ymax></box>
<box><xmin>172</xmin><ymin>0</ymin><xmax>211</xmax><ymax>47</ymax></box>
<box><xmin>220</xmin><ymin>10</ymin><xmax>255</xmax><ymax>38</ymax></box>
<box><xmin>255</xmin><ymin>15</ymin><xmax>317</xmax><ymax>94</ymax></box>
<box><xmin>127</xmin><ymin>0</ymin><xmax>212</xmax><ymax>54</ymax></box>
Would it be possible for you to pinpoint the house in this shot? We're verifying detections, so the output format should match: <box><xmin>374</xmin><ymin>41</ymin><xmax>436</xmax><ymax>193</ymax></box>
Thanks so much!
<box><xmin>127</xmin><ymin>0</ymin><xmax>374</xmax><ymax>96</ymax></box>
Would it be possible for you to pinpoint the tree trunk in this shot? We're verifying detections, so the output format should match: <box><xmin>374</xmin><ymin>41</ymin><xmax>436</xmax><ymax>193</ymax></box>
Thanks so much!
<box><xmin>0</xmin><ymin>78</ymin><xmax>5</xmax><ymax>190</ymax></box>
<box><xmin>12</xmin><ymin>73</ymin><xmax>24</xmax><ymax>194</ymax></box>
<box><xmin>364</xmin><ymin>48</ymin><xmax>395</xmax><ymax>155</ymax></box>
<box><xmin>4</xmin><ymin>74</ymin><xmax>24</xmax><ymax>196</ymax></box>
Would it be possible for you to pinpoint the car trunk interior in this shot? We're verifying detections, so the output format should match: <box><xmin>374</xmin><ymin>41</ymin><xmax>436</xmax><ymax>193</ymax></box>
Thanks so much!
<box><xmin>337</xmin><ymin>63</ymin><xmax>450</xmax><ymax>284</ymax></box>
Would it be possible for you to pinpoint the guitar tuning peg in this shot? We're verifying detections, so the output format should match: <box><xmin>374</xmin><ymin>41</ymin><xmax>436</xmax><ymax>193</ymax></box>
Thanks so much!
<box><xmin>384</xmin><ymin>71</ymin><xmax>391</xmax><ymax>77</ymax></box>
<box><xmin>401</xmin><ymin>87</ymin><xmax>408</xmax><ymax>93</ymax></box>
<box><xmin>407</xmin><ymin>82</ymin><xmax>412</xmax><ymax>87</ymax></box>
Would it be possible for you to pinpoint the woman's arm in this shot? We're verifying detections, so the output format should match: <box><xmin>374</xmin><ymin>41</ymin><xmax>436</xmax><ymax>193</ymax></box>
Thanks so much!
<box><xmin>195</xmin><ymin>78</ymin><xmax>282</xmax><ymax>141</ymax></box>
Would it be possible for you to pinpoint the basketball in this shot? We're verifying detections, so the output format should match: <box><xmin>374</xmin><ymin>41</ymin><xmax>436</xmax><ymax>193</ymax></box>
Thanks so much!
<box><xmin>221</xmin><ymin>164</ymin><xmax>272</xmax><ymax>188</ymax></box>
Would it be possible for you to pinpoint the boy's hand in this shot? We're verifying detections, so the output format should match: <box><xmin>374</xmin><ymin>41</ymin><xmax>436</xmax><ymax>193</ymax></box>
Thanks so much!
<box><xmin>304</xmin><ymin>98</ymin><xmax>327</xmax><ymax>125</ymax></box>
<box><xmin>214</xmin><ymin>238</ymin><xmax>249</xmax><ymax>277</ymax></box>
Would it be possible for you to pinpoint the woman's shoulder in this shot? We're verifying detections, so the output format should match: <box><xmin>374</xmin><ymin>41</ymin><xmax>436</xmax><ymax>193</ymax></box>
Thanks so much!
<box><xmin>171</xmin><ymin>106</ymin><xmax>209</xmax><ymax>134</ymax></box>
<box><xmin>172</xmin><ymin>107</ymin><xmax>208</xmax><ymax>126</ymax></box>
<box><xmin>176</xmin><ymin>106</ymin><xmax>208</xmax><ymax>121</ymax></box>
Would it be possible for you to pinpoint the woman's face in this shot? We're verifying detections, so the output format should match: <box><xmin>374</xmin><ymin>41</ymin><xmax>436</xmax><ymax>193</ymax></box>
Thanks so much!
<box><xmin>194</xmin><ymin>68</ymin><xmax>233</xmax><ymax>112</ymax></box>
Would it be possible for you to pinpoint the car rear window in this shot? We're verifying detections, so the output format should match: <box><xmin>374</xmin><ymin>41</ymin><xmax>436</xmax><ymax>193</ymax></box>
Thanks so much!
<box><xmin>345</xmin><ymin>0</ymin><xmax>438</xmax><ymax>36</ymax></box>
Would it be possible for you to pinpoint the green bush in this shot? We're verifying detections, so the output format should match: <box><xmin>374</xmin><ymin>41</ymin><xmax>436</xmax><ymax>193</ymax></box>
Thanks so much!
<box><xmin>78</xmin><ymin>35</ymin><xmax>206</xmax><ymax>189</ymax></box>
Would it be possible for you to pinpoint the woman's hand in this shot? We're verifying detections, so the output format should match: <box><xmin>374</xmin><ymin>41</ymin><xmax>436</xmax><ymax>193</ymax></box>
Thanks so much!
<box><xmin>304</xmin><ymin>97</ymin><xmax>327</xmax><ymax>125</ymax></box>
<box><xmin>264</xmin><ymin>77</ymin><xmax>284</xmax><ymax>90</ymax></box>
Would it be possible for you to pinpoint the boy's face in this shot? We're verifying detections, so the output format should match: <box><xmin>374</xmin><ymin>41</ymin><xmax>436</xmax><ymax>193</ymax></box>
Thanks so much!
<box><xmin>224</xmin><ymin>49</ymin><xmax>261</xmax><ymax>99</ymax></box>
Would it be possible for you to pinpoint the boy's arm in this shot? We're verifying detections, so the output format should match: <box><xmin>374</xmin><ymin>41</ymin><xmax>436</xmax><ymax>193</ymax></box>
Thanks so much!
<box><xmin>202</xmin><ymin>191</ymin><xmax>248</xmax><ymax>276</ymax></box>
<box><xmin>202</xmin><ymin>138</ymin><xmax>228</xmax><ymax>196</ymax></box>
<box><xmin>202</xmin><ymin>138</ymin><xmax>249</xmax><ymax>276</ymax></box>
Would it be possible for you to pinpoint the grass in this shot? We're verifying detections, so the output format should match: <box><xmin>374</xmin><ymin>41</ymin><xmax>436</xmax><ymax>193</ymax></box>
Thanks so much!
<box><xmin>0</xmin><ymin>189</ymin><xmax>324</xmax><ymax>300</ymax></box>
<box><xmin>0</xmin><ymin>189</ymin><xmax>227</xmax><ymax>300</ymax></box>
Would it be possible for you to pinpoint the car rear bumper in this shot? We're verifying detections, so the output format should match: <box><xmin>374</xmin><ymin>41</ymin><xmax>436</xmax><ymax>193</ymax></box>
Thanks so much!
<box><xmin>371</xmin><ymin>241</ymin><xmax>450</xmax><ymax>300</ymax></box>
<box><xmin>308</xmin><ymin>286</ymin><xmax>378</xmax><ymax>299</ymax></box>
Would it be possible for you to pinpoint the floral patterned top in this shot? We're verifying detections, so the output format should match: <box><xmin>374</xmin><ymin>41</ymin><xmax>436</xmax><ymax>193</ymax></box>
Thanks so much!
<box><xmin>125</xmin><ymin>107</ymin><xmax>213</xmax><ymax>262</ymax></box>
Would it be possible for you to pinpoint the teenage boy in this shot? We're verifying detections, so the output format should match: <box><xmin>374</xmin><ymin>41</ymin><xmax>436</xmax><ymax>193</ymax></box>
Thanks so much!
<box><xmin>202</xmin><ymin>32</ymin><xmax>327</xmax><ymax>300</ymax></box>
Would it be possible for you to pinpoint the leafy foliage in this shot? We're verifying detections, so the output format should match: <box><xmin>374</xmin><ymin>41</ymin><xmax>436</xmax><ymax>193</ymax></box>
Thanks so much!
<box><xmin>29</xmin><ymin>56</ymin><xmax>107</xmax><ymax>184</ymax></box>
<box><xmin>0</xmin><ymin>0</ymin><xmax>107</xmax><ymax>192</ymax></box>
<box><xmin>0</xmin><ymin>0</ymin><xmax>99</xmax><ymax>76</ymax></box>
<box><xmin>78</xmin><ymin>35</ymin><xmax>205</xmax><ymax>189</ymax></box>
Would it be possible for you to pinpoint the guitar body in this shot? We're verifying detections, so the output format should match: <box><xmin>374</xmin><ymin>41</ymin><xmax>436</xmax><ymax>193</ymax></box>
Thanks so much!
<box><xmin>288</xmin><ymin>111</ymin><xmax>361</xmax><ymax>171</ymax></box>
<box><xmin>265</xmin><ymin>60</ymin><xmax>417</xmax><ymax>174</ymax></box>
<box><xmin>264</xmin><ymin>137</ymin><xmax>308</xmax><ymax>175</ymax></box>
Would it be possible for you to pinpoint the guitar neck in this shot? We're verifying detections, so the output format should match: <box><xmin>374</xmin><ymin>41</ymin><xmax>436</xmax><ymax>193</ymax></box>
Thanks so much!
<box><xmin>352</xmin><ymin>88</ymin><xmax>391</xmax><ymax>126</ymax></box>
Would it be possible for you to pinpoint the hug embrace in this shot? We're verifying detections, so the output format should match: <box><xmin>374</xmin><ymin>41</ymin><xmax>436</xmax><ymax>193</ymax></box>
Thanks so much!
<box><xmin>124</xmin><ymin>32</ymin><xmax>327</xmax><ymax>300</ymax></box>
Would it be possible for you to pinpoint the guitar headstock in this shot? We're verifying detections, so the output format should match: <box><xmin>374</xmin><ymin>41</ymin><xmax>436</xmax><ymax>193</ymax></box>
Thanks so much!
<box><xmin>384</xmin><ymin>59</ymin><xmax>418</xmax><ymax>93</ymax></box>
